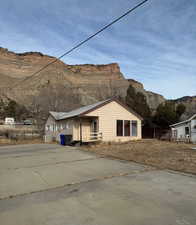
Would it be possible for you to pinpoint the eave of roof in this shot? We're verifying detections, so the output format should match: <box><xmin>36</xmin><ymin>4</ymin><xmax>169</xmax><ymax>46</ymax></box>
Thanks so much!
<box><xmin>170</xmin><ymin>114</ymin><xmax>196</xmax><ymax>127</ymax></box>
<box><xmin>49</xmin><ymin>99</ymin><xmax>111</xmax><ymax>121</ymax></box>
<box><xmin>49</xmin><ymin>111</ymin><xmax>68</xmax><ymax>120</ymax></box>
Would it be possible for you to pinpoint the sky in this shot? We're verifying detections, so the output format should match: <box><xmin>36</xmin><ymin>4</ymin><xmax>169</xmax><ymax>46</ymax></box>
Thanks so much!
<box><xmin>0</xmin><ymin>0</ymin><xmax>195</xmax><ymax>99</ymax></box>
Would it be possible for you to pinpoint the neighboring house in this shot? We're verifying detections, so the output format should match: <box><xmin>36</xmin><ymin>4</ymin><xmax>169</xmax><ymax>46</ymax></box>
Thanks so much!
<box><xmin>170</xmin><ymin>114</ymin><xmax>196</xmax><ymax>143</ymax></box>
<box><xmin>44</xmin><ymin>98</ymin><xmax>142</xmax><ymax>144</ymax></box>
<box><xmin>4</xmin><ymin>117</ymin><xmax>15</xmax><ymax>126</ymax></box>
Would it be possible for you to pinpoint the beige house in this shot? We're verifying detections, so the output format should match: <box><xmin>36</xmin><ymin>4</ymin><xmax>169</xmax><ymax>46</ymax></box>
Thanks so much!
<box><xmin>45</xmin><ymin>98</ymin><xmax>142</xmax><ymax>144</ymax></box>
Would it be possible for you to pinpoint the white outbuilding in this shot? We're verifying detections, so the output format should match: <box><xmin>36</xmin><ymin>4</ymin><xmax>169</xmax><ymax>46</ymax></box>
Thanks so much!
<box><xmin>170</xmin><ymin>114</ymin><xmax>196</xmax><ymax>143</ymax></box>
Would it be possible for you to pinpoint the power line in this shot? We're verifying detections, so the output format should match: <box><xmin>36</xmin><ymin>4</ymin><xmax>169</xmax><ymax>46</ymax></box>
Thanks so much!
<box><xmin>12</xmin><ymin>0</ymin><xmax>148</xmax><ymax>87</ymax></box>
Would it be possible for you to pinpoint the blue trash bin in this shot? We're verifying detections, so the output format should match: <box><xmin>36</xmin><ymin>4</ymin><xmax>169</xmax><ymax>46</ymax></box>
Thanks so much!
<box><xmin>60</xmin><ymin>134</ymin><xmax>66</xmax><ymax>146</ymax></box>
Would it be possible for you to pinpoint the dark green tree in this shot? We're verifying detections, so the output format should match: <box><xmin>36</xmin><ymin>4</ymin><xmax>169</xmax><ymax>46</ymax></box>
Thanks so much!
<box><xmin>126</xmin><ymin>85</ymin><xmax>151</xmax><ymax>119</ymax></box>
<box><xmin>153</xmin><ymin>102</ymin><xmax>186</xmax><ymax>128</ymax></box>
<box><xmin>176</xmin><ymin>104</ymin><xmax>186</xmax><ymax>119</ymax></box>
<box><xmin>126</xmin><ymin>85</ymin><xmax>136</xmax><ymax>110</ymax></box>
<box><xmin>135</xmin><ymin>92</ymin><xmax>151</xmax><ymax>119</ymax></box>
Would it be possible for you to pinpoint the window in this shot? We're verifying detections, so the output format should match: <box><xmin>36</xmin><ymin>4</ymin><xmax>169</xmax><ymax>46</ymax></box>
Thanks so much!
<box><xmin>132</xmin><ymin>121</ymin><xmax>138</xmax><ymax>137</ymax></box>
<box><xmin>185</xmin><ymin>127</ymin><xmax>189</xmax><ymax>135</ymax></box>
<box><xmin>117</xmin><ymin>120</ymin><xmax>123</xmax><ymax>136</ymax></box>
<box><xmin>60</xmin><ymin>122</ymin><xmax>67</xmax><ymax>130</ymax></box>
<box><xmin>124</xmin><ymin>120</ymin><xmax>130</xmax><ymax>136</ymax></box>
<box><xmin>117</xmin><ymin>120</ymin><xmax>138</xmax><ymax>137</ymax></box>
<box><xmin>173</xmin><ymin>129</ymin><xmax>177</xmax><ymax>138</ymax></box>
<box><xmin>66</xmin><ymin>122</ymin><xmax>70</xmax><ymax>129</ymax></box>
<box><xmin>53</xmin><ymin>124</ymin><xmax>57</xmax><ymax>131</ymax></box>
<box><xmin>92</xmin><ymin>120</ymin><xmax>98</xmax><ymax>133</ymax></box>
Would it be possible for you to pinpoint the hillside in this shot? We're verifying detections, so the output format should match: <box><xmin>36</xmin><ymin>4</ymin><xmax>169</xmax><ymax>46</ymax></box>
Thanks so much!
<box><xmin>0</xmin><ymin>47</ymin><xmax>195</xmax><ymax>120</ymax></box>
<box><xmin>172</xmin><ymin>96</ymin><xmax>196</xmax><ymax>120</ymax></box>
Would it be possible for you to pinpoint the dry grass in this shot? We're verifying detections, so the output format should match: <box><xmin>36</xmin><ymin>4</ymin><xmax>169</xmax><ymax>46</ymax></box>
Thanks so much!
<box><xmin>0</xmin><ymin>137</ymin><xmax>44</xmax><ymax>146</ymax></box>
<box><xmin>83</xmin><ymin>139</ymin><xmax>196</xmax><ymax>175</ymax></box>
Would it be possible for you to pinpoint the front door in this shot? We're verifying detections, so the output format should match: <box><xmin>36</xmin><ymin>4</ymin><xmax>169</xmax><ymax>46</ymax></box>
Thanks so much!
<box><xmin>92</xmin><ymin>120</ymin><xmax>98</xmax><ymax>133</ymax></box>
<box><xmin>91</xmin><ymin>120</ymin><xmax>98</xmax><ymax>139</ymax></box>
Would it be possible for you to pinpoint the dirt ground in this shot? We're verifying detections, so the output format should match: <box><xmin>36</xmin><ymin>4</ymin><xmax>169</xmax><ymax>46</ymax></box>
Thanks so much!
<box><xmin>83</xmin><ymin>139</ymin><xmax>196</xmax><ymax>175</ymax></box>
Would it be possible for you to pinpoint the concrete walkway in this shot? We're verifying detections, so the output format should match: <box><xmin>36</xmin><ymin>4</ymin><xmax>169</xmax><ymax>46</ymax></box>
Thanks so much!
<box><xmin>0</xmin><ymin>144</ymin><xmax>196</xmax><ymax>225</ymax></box>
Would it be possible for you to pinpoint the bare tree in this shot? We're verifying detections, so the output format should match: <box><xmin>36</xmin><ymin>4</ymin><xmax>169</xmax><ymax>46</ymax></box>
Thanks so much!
<box><xmin>28</xmin><ymin>84</ymin><xmax>81</xmax><ymax>125</ymax></box>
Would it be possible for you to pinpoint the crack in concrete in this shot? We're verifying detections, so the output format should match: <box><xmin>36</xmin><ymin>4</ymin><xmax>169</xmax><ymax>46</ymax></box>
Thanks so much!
<box><xmin>0</xmin><ymin>157</ymin><xmax>100</xmax><ymax>171</ymax></box>
<box><xmin>33</xmin><ymin>171</ymin><xmax>49</xmax><ymax>186</ymax></box>
<box><xmin>0</xmin><ymin>168</ymin><xmax>155</xmax><ymax>201</ymax></box>
<box><xmin>0</xmin><ymin>150</ymin><xmax>74</xmax><ymax>159</ymax></box>
<box><xmin>165</xmin><ymin>169</ymin><xmax>196</xmax><ymax>178</ymax></box>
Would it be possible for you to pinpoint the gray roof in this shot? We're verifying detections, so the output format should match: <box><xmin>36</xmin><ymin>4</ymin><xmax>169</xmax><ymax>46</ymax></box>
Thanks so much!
<box><xmin>49</xmin><ymin>111</ymin><xmax>68</xmax><ymax>120</ymax></box>
<box><xmin>170</xmin><ymin>114</ymin><xmax>196</xmax><ymax>127</ymax></box>
<box><xmin>50</xmin><ymin>99</ymin><xmax>111</xmax><ymax>121</ymax></box>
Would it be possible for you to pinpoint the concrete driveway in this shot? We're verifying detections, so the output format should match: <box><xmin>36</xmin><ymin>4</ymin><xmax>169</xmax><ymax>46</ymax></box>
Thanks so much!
<box><xmin>0</xmin><ymin>144</ymin><xmax>196</xmax><ymax>225</ymax></box>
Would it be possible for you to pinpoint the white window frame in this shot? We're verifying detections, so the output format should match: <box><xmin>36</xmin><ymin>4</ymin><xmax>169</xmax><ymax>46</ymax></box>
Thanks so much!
<box><xmin>131</xmin><ymin>120</ymin><xmax>138</xmax><ymax>137</ymax></box>
<box><xmin>116</xmin><ymin>120</ymin><xmax>138</xmax><ymax>137</ymax></box>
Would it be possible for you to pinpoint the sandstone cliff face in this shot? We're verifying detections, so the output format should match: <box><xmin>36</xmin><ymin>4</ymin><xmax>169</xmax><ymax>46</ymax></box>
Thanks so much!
<box><xmin>0</xmin><ymin>47</ymin><xmax>129</xmax><ymax>108</ymax></box>
<box><xmin>66</xmin><ymin>63</ymin><xmax>121</xmax><ymax>75</ymax></box>
<box><xmin>0</xmin><ymin>47</ymin><xmax>60</xmax><ymax>80</ymax></box>
<box><xmin>0</xmin><ymin>47</ymin><xmax>194</xmax><ymax>117</ymax></box>
<box><xmin>128</xmin><ymin>79</ymin><xmax>165</xmax><ymax>112</ymax></box>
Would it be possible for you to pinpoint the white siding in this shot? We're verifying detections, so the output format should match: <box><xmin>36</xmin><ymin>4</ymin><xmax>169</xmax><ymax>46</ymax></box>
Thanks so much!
<box><xmin>171</xmin><ymin>120</ymin><xmax>196</xmax><ymax>143</ymax></box>
<box><xmin>174</xmin><ymin>124</ymin><xmax>187</xmax><ymax>139</ymax></box>
<box><xmin>191</xmin><ymin>120</ymin><xmax>196</xmax><ymax>143</ymax></box>
<box><xmin>45</xmin><ymin>115</ymin><xmax>74</xmax><ymax>142</ymax></box>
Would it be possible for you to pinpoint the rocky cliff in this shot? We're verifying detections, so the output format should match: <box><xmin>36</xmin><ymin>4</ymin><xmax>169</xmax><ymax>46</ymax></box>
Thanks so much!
<box><xmin>128</xmin><ymin>79</ymin><xmax>165</xmax><ymax>112</ymax></box>
<box><xmin>0</xmin><ymin>47</ymin><xmax>195</xmax><ymax>118</ymax></box>
<box><xmin>172</xmin><ymin>96</ymin><xmax>196</xmax><ymax>120</ymax></box>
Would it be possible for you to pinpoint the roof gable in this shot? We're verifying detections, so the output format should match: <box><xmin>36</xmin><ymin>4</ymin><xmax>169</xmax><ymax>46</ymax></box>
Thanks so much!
<box><xmin>49</xmin><ymin>98</ymin><xmax>143</xmax><ymax>121</ymax></box>
<box><xmin>81</xmin><ymin>99</ymin><xmax>143</xmax><ymax>120</ymax></box>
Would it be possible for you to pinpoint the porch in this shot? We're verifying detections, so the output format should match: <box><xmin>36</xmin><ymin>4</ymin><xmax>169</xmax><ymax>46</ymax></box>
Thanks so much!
<box><xmin>73</xmin><ymin>116</ymin><xmax>102</xmax><ymax>143</ymax></box>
